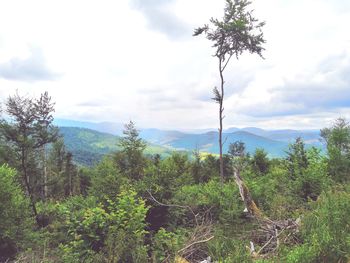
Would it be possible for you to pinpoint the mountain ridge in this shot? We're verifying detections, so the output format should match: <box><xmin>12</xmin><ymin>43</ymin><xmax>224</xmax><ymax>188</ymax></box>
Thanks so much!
<box><xmin>56</xmin><ymin>119</ymin><xmax>324</xmax><ymax>165</ymax></box>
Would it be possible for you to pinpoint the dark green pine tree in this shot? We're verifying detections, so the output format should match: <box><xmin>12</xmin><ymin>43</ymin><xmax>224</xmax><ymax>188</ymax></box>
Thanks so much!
<box><xmin>0</xmin><ymin>92</ymin><xmax>58</xmax><ymax>225</ymax></box>
<box><xmin>285</xmin><ymin>137</ymin><xmax>309</xmax><ymax>180</ymax></box>
<box><xmin>321</xmin><ymin>118</ymin><xmax>350</xmax><ymax>182</ymax></box>
<box><xmin>116</xmin><ymin>121</ymin><xmax>146</xmax><ymax>180</ymax></box>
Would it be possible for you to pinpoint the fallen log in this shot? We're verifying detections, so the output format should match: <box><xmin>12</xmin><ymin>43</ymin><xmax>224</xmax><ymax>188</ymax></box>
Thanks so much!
<box><xmin>233</xmin><ymin>168</ymin><xmax>300</xmax><ymax>256</ymax></box>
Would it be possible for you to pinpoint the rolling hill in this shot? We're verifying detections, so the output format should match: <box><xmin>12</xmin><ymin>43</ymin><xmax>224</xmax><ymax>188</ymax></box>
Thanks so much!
<box><xmin>140</xmin><ymin>129</ymin><xmax>289</xmax><ymax>157</ymax></box>
<box><xmin>59</xmin><ymin>127</ymin><xmax>174</xmax><ymax>166</ymax></box>
<box><xmin>55</xmin><ymin>118</ymin><xmax>321</xmax><ymax>145</ymax></box>
<box><xmin>56</xmin><ymin>120</ymin><xmax>324</xmax><ymax>166</ymax></box>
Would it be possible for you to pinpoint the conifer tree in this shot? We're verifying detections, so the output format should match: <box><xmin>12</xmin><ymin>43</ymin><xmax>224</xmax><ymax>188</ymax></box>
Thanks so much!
<box><xmin>117</xmin><ymin>121</ymin><xmax>146</xmax><ymax>180</ymax></box>
<box><xmin>0</xmin><ymin>92</ymin><xmax>58</xmax><ymax>224</ymax></box>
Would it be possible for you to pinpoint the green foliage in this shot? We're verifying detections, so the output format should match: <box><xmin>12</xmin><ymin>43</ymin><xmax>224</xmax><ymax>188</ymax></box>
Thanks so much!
<box><xmin>152</xmin><ymin>228</ymin><xmax>185</xmax><ymax>262</ymax></box>
<box><xmin>1</xmin><ymin>114</ymin><xmax>350</xmax><ymax>262</ymax></box>
<box><xmin>60</xmin><ymin>126</ymin><xmax>173</xmax><ymax>166</ymax></box>
<box><xmin>0</xmin><ymin>165</ymin><xmax>31</xmax><ymax>260</ymax></box>
<box><xmin>116</xmin><ymin>121</ymin><xmax>147</xmax><ymax>180</ymax></box>
<box><xmin>201</xmin><ymin>154</ymin><xmax>220</xmax><ymax>181</ymax></box>
<box><xmin>248</xmin><ymin>147</ymin><xmax>329</xmax><ymax>218</ymax></box>
<box><xmin>88</xmin><ymin>156</ymin><xmax>129</xmax><ymax>200</ymax></box>
<box><xmin>47</xmin><ymin>139</ymin><xmax>79</xmax><ymax>198</ymax></box>
<box><xmin>57</xmin><ymin>189</ymin><xmax>149</xmax><ymax>262</ymax></box>
<box><xmin>251</xmin><ymin>148</ymin><xmax>270</xmax><ymax>175</ymax></box>
<box><xmin>285</xmin><ymin>137</ymin><xmax>309</xmax><ymax>180</ymax></box>
<box><xmin>0</xmin><ymin>139</ymin><xmax>17</xmax><ymax>167</ymax></box>
<box><xmin>172</xmin><ymin>180</ymin><xmax>243</xmax><ymax>225</ymax></box>
<box><xmin>144</xmin><ymin>152</ymin><xmax>194</xmax><ymax>202</ymax></box>
<box><xmin>246</xmin><ymin>165</ymin><xmax>291</xmax><ymax>217</ymax></box>
<box><xmin>284</xmin><ymin>190</ymin><xmax>350</xmax><ymax>262</ymax></box>
<box><xmin>207</xmin><ymin>229</ymin><xmax>253</xmax><ymax>263</ymax></box>
<box><xmin>321</xmin><ymin>118</ymin><xmax>350</xmax><ymax>182</ymax></box>
<box><xmin>283</xmin><ymin>139</ymin><xmax>329</xmax><ymax>203</ymax></box>
<box><xmin>194</xmin><ymin>0</ymin><xmax>265</xmax><ymax>62</ymax></box>
<box><xmin>0</xmin><ymin>92</ymin><xmax>59</xmax><ymax>225</ymax></box>
<box><xmin>294</xmin><ymin>147</ymin><xmax>329</xmax><ymax>201</ymax></box>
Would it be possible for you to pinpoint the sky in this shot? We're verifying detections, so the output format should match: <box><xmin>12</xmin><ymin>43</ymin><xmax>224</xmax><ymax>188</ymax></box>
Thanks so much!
<box><xmin>0</xmin><ymin>0</ymin><xmax>349</xmax><ymax>130</ymax></box>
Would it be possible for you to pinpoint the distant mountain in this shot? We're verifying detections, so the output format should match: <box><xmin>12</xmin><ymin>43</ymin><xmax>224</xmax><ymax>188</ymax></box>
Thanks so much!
<box><xmin>140</xmin><ymin>129</ymin><xmax>289</xmax><ymax>157</ymax></box>
<box><xmin>59</xmin><ymin>127</ymin><xmax>173</xmax><ymax>166</ymax></box>
<box><xmin>54</xmin><ymin>119</ymin><xmax>124</xmax><ymax>135</ymax></box>
<box><xmin>264</xmin><ymin>129</ymin><xmax>321</xmax><ymax>145</ymax></box>
<box><xmin>224</xmin><ymin>127</ymin><xmax>321</xmax><ymax>147</ymax></box>
<box><xmin>55</xmin><ymin>119</ymin><xmax>324</xmax><ymax>161</ymax></box>
<box><xmin>55</xmin><ymin>118</ymin><xmax>321</xmax><ymax>145</ymax></box>
<box><xmin>139</xmin><ymin>129</ymin><xmax>187</xmax><ymax>145</ymax></box>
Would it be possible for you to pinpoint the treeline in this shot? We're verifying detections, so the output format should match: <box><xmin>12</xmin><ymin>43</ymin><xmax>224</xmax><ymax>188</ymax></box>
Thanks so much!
<box><xmin>0</xmin><ymin>93</ymin><xmax>350</xmax><ymax>262</ymax></box>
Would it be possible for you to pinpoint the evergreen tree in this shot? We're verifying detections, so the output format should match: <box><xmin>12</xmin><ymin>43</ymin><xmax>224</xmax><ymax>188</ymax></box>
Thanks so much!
<box><xmin>251</xmin><ymin>148</ymin><xmax>270</xmax><ymax>175</ymax></box>
<box><xmin>116</xmin><ymin>121</ymin><xmax>146</xmax><ymax>180</ymax></box>
<box><xmin>47</xmin><ymin>138</ymin><xmax>78</xmax><ymax>198</ymax></box>
<box><xmin>321</xmin><ymin>118</ymin><xmax>350</xmax><ymax>182</ymax></box>
<box><xmin>285</xmin><ymin>137</ymin><xmax>308</xmax><ymax>180</ymax></box>
<box><xmin>0</xmin><ymin>92</ymin><xmax>58</xmax><ymax>224</ymax></box>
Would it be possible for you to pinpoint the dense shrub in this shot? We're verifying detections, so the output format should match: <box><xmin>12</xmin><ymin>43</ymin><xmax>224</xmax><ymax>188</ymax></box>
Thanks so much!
<box><xmin>0</xmin><ymin>165</ymin><xmax>31</xmax><ymax>261</ymax></box>
<box><xmin>172</xmin><ymin>179</ymin><xmax>243</xmax><ymax>226</ymax></box>
<box><xmin>57</xmin><ymin>189</ymin><xmax>149</xmax><ymax>262</ymax></box>
<box><xmin>285</xmin><ymin>190</ymin><xmax>350</xmax><ymax>262</ymax></box>
<box><xmin>88</xmin><ymin>156</ymin><xmax>129</xmax><ymax>200</ymax></box>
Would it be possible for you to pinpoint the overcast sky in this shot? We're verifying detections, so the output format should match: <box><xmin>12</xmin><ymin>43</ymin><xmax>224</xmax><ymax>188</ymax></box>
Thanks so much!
<box><xmin>0</xmin><ymin>0</ymin><xmax>349</xmax><ymax>130</ymax></box>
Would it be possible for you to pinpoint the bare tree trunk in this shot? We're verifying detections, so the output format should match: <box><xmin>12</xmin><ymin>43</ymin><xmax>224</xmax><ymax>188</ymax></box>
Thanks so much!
<box><xmin>21</xmin><ymin>148</ymin><xmax>39</xmax><ymax>225</ymax></box>
<box><xmin>232</xmin><ymin>168</ymin><xmax>300</xmax><ymax>256</ymax></box>
<box><xmin>233</xmin><ymin>168</ymin><xmax>263</xmax><ymax>219</ymax></box>
<box><xmin>42</xmin><ymin>145</ymin><xmax>48</xmax><ymax>199</ymax></box>
<box><xmin>69</xmin><ymin>169</ymin><xmax>72</xmax><ymax>196</ymax></box>
<box><xmin>218</xmin><ymin>57</ymin><xmax>225</xmax><ymax>182</ymax></box>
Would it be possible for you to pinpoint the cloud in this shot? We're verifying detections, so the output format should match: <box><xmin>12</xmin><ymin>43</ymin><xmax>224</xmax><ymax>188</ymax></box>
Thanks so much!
<box><xmin>77</xmin><ymin>100</ymin><xmax>109</xmax><ymax>108</ymax></box>
<box><xmin>230</xmin><ymin>50</ymin><xmax>350</xmax><ymax>118</ymax></box>
<box><xmin>0</xmin><ymin>47</ymin><xmax>60</xmax><ymax>82</ymax></box>
<box><xmin>129</xmin><ymin>0</ymin><xmax>190</xmax><ymax>39</ymax></box>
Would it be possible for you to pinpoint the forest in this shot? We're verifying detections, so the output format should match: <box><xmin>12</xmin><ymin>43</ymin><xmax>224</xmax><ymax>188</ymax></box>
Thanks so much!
<box><xmin>1</xmin><ymin>0</ymin><xmax>350</xmax><ymax>262</ymax></box>
<box><xmin>0</xmin><ymin>92</ymin><xmax>350</xmax><ymax>263</ymax></box>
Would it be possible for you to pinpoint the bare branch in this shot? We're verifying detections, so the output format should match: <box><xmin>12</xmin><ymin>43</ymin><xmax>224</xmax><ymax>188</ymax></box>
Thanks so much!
<box><xmin>147</xmin><ymin>190</ymin><xmax>199</xmax><ymax>226</ymax></box>
<box><xmin>221</xmin><ymin>54</ymin><xmax>233</xmax><ymax>72</ymax></box>
<box><xmin>177</xmin><ymin>236</ymin><xmax>214</xmax><ymax>254</ymax></box>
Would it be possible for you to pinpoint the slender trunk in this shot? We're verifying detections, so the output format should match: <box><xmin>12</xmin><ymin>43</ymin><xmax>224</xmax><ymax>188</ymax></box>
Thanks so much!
<box><xmin>69</xmin><ymin>168</ymin><xmax>72</xmax><ymax>196</ymax></box>
<box><xmin>218</xmin><ymin>57</ymin><xmax>225</xmax><ymax>182</ymax></box>
<box><xmin>21</xmin><ymin>148</ymin><xmax>39</xmax><ymax>225</ymax></box>
<box><xmin>42</xmin><ymin>145</ymin><xmax>48</xmax><ymax>199</ymax></box>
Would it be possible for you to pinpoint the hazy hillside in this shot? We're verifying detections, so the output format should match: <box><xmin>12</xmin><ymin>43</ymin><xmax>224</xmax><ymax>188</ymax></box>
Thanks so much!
<box><xmin>55</xmin><ymin>119</ymin><xmax>124</xmax><ymax>135</ymax></box>
<box><xmin>143</xmin><ymin>130</ymin><xmax>289</xmax><ymax>157</ymax></box>
<box><xmin>59</xmin><ymin>126</ymin><xmax>290</xmax><ymax>160</ymax></box>
<box><xmin>55</xmin><ymin>119</ymin><xmax>321</xmax><ymax>145</ymax></box>
<box><xmin>59</xmin><ymin>127</ymin><xmax>174</xmax><ymax>166</ymax></box>
<box><xmin>56</xmin><ymin>122</ymin><xmax>324</xmax><ymax>161</ymax></box>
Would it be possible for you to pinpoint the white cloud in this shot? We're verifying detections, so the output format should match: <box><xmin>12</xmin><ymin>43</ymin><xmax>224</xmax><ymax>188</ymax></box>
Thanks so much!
<box><xmin>0</xmin><ymin>0</ymin><xmax>349</xmax><ymax>130</ymax></box>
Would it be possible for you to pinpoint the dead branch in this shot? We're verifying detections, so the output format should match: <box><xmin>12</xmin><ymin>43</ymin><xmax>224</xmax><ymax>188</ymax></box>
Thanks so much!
<box><xmin>147</xmin><ymin>189</ymin><xmax>199</xmax><ymax>226</ymax></box>
<box><xmin>147</xmin><ymin>190</ymin><xmax>214</xmax><ymax>262</ymax></box>
<box><xmin>177</xmin><ymin>236</ymin><xmax>214</xmax><ymax>254</ymax></box>
<box><xmin>232</xmin><ymin>168</ymin><xmax>300</xmax><ymax>257</ymax></box>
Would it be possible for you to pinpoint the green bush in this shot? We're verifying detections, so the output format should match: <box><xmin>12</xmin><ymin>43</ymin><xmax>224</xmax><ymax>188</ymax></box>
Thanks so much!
<box><xmin>88</xmin><ymin>156</ymin><xmax>129</xmax><ymax>200</ymax></box>
<box><xmin>172</xmin><ymin>179</ymin><xmax>243</xmax><ymax>226</ymax></box>
<box><xmin>152</xmin><ymin>227</ymin><xmax>186</xmax><ymax>262</ymax></box>
<box><xmin>57</xmin><ymin>189</ymin><xmax>149</xmax><ymax>262</ymax></box>
<box><xmin>0</xmin><ymin>165</ymin><xmax>31</xmax><ymax>260</ymax></box>
<box><xmin>207</xmin><ymin>230</ymin><xmax>253</xmax><ymax>263</ymax></box>
<box><xmin>285</xmin><ymin>190</ymin><xmax>350</xmax><ymax>262</ymax></box>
